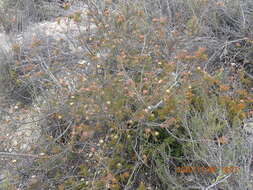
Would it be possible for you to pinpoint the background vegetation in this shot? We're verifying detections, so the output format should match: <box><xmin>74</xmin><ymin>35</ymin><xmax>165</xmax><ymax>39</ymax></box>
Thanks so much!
<box><xmin>0</xmin><ymin>0</ymin><xmax>253</xmax><ymax>189</ymax></box>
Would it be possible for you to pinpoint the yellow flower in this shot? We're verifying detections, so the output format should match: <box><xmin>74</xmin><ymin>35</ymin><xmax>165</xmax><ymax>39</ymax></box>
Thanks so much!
<box><xmin>154</xmin><ymin>131</ymin><xmax>159</xmax><ymax>136</ymax></box>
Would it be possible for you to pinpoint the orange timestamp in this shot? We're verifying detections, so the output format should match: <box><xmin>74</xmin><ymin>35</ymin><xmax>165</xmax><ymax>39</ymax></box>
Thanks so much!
<box><xmin>176</xmin><ymin>166</ymin><xmax>240</xmax><ymax>174</ymax></box>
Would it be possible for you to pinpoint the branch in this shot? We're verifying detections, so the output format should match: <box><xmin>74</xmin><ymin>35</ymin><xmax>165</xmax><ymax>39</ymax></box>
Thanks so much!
<box><xmin>0</xmin><ymin>152</ymin><xmax>49</xmax><ymax>158</ymax></box>
<box><xmin>205</xmin><ymin>174</ymin><xmax>232</xmax><ymax>190</ymax></box>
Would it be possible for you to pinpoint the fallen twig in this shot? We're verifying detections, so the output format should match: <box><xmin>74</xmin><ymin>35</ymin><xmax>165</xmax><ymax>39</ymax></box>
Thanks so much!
<box><xmin>0</xmin><ymin>152</ymin><xmax>50</xmax><ymax>159</ymax></box>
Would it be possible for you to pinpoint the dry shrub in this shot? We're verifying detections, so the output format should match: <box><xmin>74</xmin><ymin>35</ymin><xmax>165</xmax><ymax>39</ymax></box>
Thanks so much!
<box><xmin>1</xmin><ymin>0</ymin><xmax>253</xmax><ymax>189</ymax></box>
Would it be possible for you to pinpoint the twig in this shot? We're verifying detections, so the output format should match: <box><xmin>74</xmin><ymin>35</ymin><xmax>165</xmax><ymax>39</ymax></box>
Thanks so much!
<box><xmin>205</xmin><ymin>174</ymin><xmax>232</xmax><ymax>190</ymax></box>
<box><xmin>245</xmin><ymin>71</ymin><xmax>253</xmax><ymax>80</ymax></box>
<box><xmin>124</xmin><ymin>161</ymin><xmax>142</xmax><ymax>190</ymax></box>
<box><xmin>0</xmin><ymin>152</ymin><xmax>49</xmax><ymax>159</ymax></box>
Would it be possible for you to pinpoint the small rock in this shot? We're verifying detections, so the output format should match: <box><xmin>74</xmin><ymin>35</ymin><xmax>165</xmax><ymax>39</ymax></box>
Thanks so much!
<box><xmin>12</xmin><ymin>140</ymin><xmax>18</xmax><ymax>146</ymax></box>
<box><xmin>39</xmin><ymin>152</ymin><xmax>45</xmax><ymax>156</ymax></box>
<box><xmin>20</xmin><ymin>144</ymin><xmax>29</xmax><ymax>151</ymax></box>
<box><xmin>25</xmin><ymin>130</ymin><xmax>32</xmax><ymax>136</ymax></box>
<box><xmin>244</xmin><ymin>120</ymin><xmax>253</xmax><ymax>134</ymax></box>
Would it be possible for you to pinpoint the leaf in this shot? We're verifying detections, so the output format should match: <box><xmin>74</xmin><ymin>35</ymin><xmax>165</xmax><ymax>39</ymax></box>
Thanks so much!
<box><xmin>137</xmin><ymin>182</ymin><xmax>146</xmax><ymax>190</ymax></box>
<box><xmin>217</xmin><ymin>136</ymin><xmax>228</xmax><ymax>145</ymax></box>
<box><xmin>58</xmin><ymin>184</ymin><xmax>64</xmax><ymax>190</ymax></box>
<box><xmin>63</xmin><ymin>3</ymin><xmax>71</xmax><ymax>10</ymax></box>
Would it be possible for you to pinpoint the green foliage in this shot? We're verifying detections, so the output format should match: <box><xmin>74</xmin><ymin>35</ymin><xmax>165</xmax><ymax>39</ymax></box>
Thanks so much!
<box><xmin>137</xmin><ymin>182</ymin><xmax>146</xmax><ymax>190</ymax></box>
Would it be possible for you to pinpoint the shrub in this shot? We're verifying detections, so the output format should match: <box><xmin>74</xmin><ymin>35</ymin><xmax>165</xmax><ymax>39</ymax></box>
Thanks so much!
<box><xmin>1</xmin><ymin>0</ymin><xmax>253</xmax><ymax>189</ymax></box>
